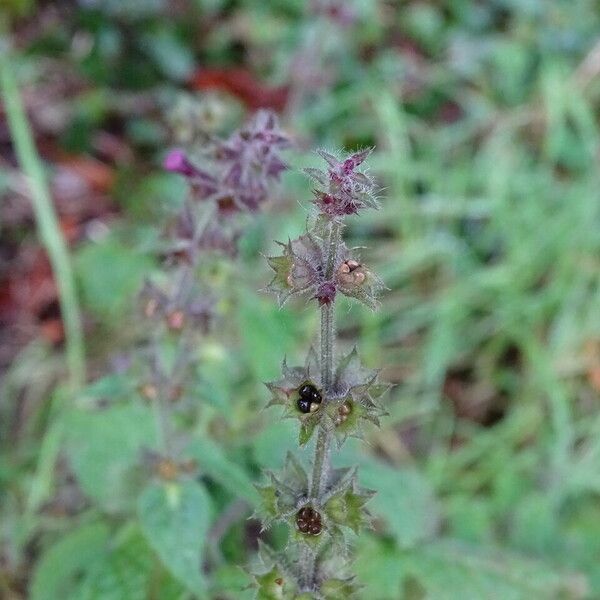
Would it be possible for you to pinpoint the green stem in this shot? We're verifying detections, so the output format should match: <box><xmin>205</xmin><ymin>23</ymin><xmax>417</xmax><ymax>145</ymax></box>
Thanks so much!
<box><xmin>310</xmin><ymin>404</ymin><xmax>332</xmax><ymax>499</ymax></box>
<box><xmin>311</xmin><ymin>218</ymin><xmax>340</xmax><ymax>498</ymax></box>
<box><xmin>307</xmin><ymin>219</ymin><xmax>341</xmax><ymax>588</ymax></box>
<box><xmin>0</xmin><ymin>49</ymin><xmax>85</xmax><ymax>389</ymax></box>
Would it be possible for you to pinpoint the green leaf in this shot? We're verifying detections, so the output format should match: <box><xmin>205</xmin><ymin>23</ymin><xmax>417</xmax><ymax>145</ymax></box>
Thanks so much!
<box><xmin>355</xmin><ymin>536</ymin><xmax>588</xmax><ymax>600</ymax></box>
<box><xmin>237</xmin><ymin>294</ymin><xmax>299</xmax><ymax>381</ymax></box>
<box><xmin>138</xmin><ymin>479</ymin><xmax>213</xmax><ymax>595</ymax></box>
<box><xmin>211</xmin><ymin>564</ymin><xmax>254</xmax><ymax>600</ymax></box>
<box><xmin>30</xmin><ymin>522</ymin><xmax>110</xmax><ymax>600</ymax></box>
<box><xmin>253</xmin><ymin>419</ymin><xmax>305</xmax><ymax>470</ymax></box>
<box><xmin>75</xmin><ymin>527</ymin><xmax>153</xmax><ymax>600</ymax></box>
<box><xmin>78</xmin><ymin>374</ymin><xmax>135</xmax><ymax>406</ymax></box>
<box><xmin>410</xmin><ymin>539</ymin><xmax>588</xmax><ymax>600</ymax></box>
<box><xmin>140</xmin><ymin>28</ymin><xmax>195</xmax><ymax>82</ymax></box>
<box><xmin>65</xmin><ymin>404</ymin><xmax>156</xmax><ymax>512</ymax></box>
<box><xmin>362</xmin><ymin>463</ymin><xmax>439</xmax><ymax>547</ymax></box>
<box><xmin>75</xmin><ymin>238</ymin><xmax>153</xmax><ymax>318</ymax></box>
<box><xmin>186</xmin><ymin>438</ymin><xmax>259</xmax><ymax>506</ymax></box>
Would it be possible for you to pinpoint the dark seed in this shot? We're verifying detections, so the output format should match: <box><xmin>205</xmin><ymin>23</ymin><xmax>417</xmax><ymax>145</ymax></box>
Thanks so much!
<box><xmin>297</xmin><ymin>397</ymin><xmax>312</xmax><ymax>413</ymax></box>
<box><xmin>298</xmin><ymin>383</ymin><xmax>322</xmax><ymax>404</ymax></box>
<box><xmin>296</xmin><ymin>507</ymin><xmax>322</xmax><ymax>536</ymax></box>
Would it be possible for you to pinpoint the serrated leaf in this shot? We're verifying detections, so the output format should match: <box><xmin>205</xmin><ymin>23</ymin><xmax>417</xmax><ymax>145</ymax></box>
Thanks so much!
<box><xmin>30</xmin><ymin>522</ymin><xmax>110</xmax><ymax>600</ymax></box>
<box><xmin>138</xmin><ymin>480</ymin><xmax>213</xmax><ymax>595</ymax></box>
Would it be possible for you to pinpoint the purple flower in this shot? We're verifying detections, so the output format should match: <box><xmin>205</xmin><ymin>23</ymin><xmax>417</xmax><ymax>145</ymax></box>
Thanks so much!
<box><xmin>164</xmin><ymin>110</ymin><xmax>291</xmax><ymax>215</ymax></box>
<box><xmin>164</xmin><ymin>149</ymin><xmax>197</xmax><ymax>176</ymax></box>
<box><xmin>314</xmin><ymin>281</ymin><xmax>336</xmax><ymax>306</ymax></box>
<box><xmin>216</xmin><ymin>110</ymin><xmax>291</xmax><ymax>211</ymax></box>
<box><xmin>164</xmin><ymin>149</ymin><xmax>219</xmax><ymax>200</ymax></box>
<box><xmin>163</xmin><ymin>206</ymin><xmax>240</xmax><ymax>262</ymax></box>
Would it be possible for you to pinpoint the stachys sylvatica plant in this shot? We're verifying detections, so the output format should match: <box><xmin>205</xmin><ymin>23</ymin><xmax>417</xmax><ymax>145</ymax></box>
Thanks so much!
<box><xmin>252</xmin><ymin>148</ymin><xmax>388</xmax><ymax>599</ymax></box>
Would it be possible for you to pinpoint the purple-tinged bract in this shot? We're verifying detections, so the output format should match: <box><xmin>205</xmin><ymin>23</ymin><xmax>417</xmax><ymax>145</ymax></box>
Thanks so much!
<box><xmin>305</xmin><ymin>148</ymin><xmax>379</xmax><ymax>218</ymax></box>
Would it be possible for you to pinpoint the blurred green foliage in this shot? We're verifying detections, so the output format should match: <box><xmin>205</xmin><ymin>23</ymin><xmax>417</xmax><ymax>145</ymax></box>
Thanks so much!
<box><xmin>2</xmin><ymin>1</ymin><xmax>600</xmax><ymax>599</ymax></box>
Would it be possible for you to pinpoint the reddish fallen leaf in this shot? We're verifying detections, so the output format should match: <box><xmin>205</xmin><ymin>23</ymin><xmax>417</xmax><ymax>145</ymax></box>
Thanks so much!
<box><xmin>55</xmin><ymin>154</ymin><xmax>116</xmax><ymax>193</ymax></box>
<box><xmin>0</xmin><ymin>246</ymin><xmax>64</xmax><ymax>346</ymax></box>
<box><xmin>190</xmin><ymin>68</ymin><xmax>289</xmax><ymax>112</ymax></box>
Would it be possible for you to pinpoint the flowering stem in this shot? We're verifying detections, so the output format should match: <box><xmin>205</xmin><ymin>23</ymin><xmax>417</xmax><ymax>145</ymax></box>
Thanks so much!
<box><xmin>307</xmin><ymin>219</ymin><xmax>341</xmax><ymax>588</ymax></box>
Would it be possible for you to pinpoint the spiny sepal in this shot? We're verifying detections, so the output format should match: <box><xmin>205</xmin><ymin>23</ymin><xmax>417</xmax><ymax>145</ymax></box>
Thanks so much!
<box><xmin>255</xmin><ymin>453</ymin><xmax>310</xmax><ymax>529</ymax></box>
<box><xmin>265</xmin><ymin>351</ymin><xmax>325</xmax><ymax>446</ymax></box>
<box><xmin>250</xmin><ymin>542</ymin><xmax>299</xmax><ymax>600</ymax></box>
<box><xmin>320</xmin><ymin>577</ymin><xmax>362</xmax><ymax>600</ymax></box>
<box><xmin>312</xmin><ymin>542</ymin><xmax>362</xmax><ymax>599</ymax></box>
<box><xmin>253</xmin><ymin>567</ymin><xmax>297</xmax><ymax>600</ymax></box>
<box><xmin>265</xmin><ymin>234</ymin><xmax>325</xmax><ymax>307</ymax></box>
<box><xmin>323</xmin><ymin>475</ymin><xmax>375</xmax><ymax>535</ymax></box>
<box><xmin>334</xmin><ymin>254</ymin><xmax>384</xmax><ymax>311</ymax></box>
<box><xmin>326</xmin><ymin>348</ymin><xmax>390</xmax><ymax>447</ymax></box>
<box><xmin>265</xmin><ymin>226</ymin><xmax>382</xmax><ymax>309</ymax></box>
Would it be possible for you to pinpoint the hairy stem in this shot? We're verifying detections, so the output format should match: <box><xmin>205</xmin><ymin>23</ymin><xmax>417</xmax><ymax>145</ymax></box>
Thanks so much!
<box><xmin>310</xmin><ymin>404</ymin><xmax>332</xmax><ymax>499</ymax></box>
<box><xmin>307</xmin><ymin>219</ymin><xmax>341</xmax><ymax>588</ymax></box>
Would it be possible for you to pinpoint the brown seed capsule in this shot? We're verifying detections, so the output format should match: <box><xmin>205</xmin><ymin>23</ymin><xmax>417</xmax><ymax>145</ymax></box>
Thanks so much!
<box><xmin>335</xmin><ymin>401</ymin><xmax>353</xmax><ymax>425</ymax></box>
<box><xmin>353</xmin><ymin>271</ymin><xmax>366</xmax><ymax>285</ymax></box>
<box><xmin>296</xmin><ymin>506</ymin><xmax>322</xmax><ymax>536</ymax></box>
<box><xmin>274</xmin><ymin>578</ymin><xmax>283</xmax><ymax>586</ymax></box>
<box><xmin>167</xmin><ymin>310</ymin><xmax>186</xmax><ymax>331</ymax></box>
<box><xmin>139</xmin><ymin>383</ymin><xmax>158</xmax><ymax>401</ymax></box>
<box><xmin>340</xmin><ymin>401</ymin><xmax>352</xmax><ymax>415</ymax></box>
<box><xmin>337</xmin><ymin>259</ymin><xmax>366</xmax><ymax>286</ymax></box>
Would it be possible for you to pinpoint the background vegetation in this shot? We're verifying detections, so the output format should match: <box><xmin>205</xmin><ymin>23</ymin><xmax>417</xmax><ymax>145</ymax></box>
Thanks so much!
<box><xmin>2</xmin><ymin>1</ymin><xmax>600</xmax><ymax>598</ymax></box>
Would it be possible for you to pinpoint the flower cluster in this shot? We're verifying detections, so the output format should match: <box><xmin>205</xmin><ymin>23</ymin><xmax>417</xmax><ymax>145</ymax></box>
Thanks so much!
<box><xmin>266</xmin><ymin>348</ymin><xmax>387</xmax><ymax>447</ymax></box>
<box><xmin>266</xmin><ymin>218</ymin><xmax>383</xmax><ymax>309</ymax></box>
<box><xmin>135</xmin><ymin>110</ymin><xmax>289</xmax><ymax>494</ymax></box>
<box><xmin>305</xmin><ymin>149</ymin><xmax>378</xmax><ymax>218</ymax></box>
<box><xmin>253</xmin><ymin>148</ymin><xmax>387</xmax><ymax>599</ymax></box>
<box><xmin>256</xmin><ymin>453</ymin><xmax>373</xmax><ymax>543</ymax></box>
<box><xmin>164</xmin><ymin>109</ymin><xmax>291</xmax><ymax>213</ymax></box>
